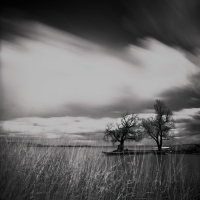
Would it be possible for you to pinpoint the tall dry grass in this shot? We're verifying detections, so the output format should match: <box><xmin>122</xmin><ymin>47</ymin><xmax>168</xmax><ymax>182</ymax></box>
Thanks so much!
<box><xmin>0</xmin><ymin>139</ymin><xmax>200</xmax><ymax>200</ymax></box>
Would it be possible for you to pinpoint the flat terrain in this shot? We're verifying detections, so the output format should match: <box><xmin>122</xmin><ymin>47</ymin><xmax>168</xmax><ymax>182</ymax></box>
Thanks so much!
<box><xmin>1</xmin><ymin>141</ymin><xmax>200</xmax><ymax>200</ymax></box>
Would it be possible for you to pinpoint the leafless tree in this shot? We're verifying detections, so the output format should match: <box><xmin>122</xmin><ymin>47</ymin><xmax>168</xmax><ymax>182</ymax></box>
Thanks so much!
<box><xmin>142</xmin><ymin>100</ymin><xmax>174</xmax><ymax>151</ymax></box>
<box><xmin>104</xmin><ymin>113</ymin><xmax>143</xmax><ymax>151</ymax></box>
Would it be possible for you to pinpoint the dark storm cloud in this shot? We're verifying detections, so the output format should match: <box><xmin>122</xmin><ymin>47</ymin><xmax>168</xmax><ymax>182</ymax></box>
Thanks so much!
<box><xmin>1</xmin><ymin>1</ymin><xmax>130</xmax><ymax>49</ymax></box>
<box><xmin>175</xmin><ymin>111</ymin><xmax>200</xmax><ymax>139</ymax></box>
<box><xmin>162</xmin><ymin>87</ymin><xmax>200</xmax><ymax>112</ymax></box>
<box><xmin>63</xmin><ymin>98</ymin><xmax>152</xmax><ymax>119</ymax></box>
<box><xmin>161</xmin><ymin>73</ymin><xmax>200</xmax><ymax>112</ymax></box>
<box><xmin>14</xmin><ymin>97</ymin><xmax>153</xmax><ymax>120</ymax></box>
<box><xmin>2</xmin><ymin>0</ymin><xmax>200</xmax><ymax>51</ymax></box>
<box><xmin>0</xmin><ymin>9</ymin><xmax>38</xmax><ymax>46</ymax></box>
<box><xmin>122</xmin><ymin>0</ymin><xmax>200</xmax><ymax>51</ymax></box>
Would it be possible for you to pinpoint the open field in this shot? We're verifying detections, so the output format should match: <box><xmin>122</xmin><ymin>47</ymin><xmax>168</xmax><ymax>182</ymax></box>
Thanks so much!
<box><xmin>1</xmin><ymin>140</ymin><xmax>200</xmax><ymax>200</ymax></box>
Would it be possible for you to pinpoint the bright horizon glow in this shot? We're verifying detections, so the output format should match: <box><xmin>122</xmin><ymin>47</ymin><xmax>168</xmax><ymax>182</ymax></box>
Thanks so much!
<box><xmin>1</xmin><ymin>108</ymin><xmax>199</xmax><ymax>143</ymax></box>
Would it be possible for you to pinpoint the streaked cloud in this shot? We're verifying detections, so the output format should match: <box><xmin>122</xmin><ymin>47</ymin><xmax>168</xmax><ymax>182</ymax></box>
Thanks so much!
<box><xmin>1</xmin><ymin>20</ymin><xmax>199</xmax><ymax>120</ymax></box>
<box><xmin>1</xmin><ymin>116</ymin><xmax>115</xmax><ymax>138</ymax></box>
<box><xmin>173</xmin><ymin>108</ymin><xmax>200</xmax><ymax>141</ymax></box>
<box><xmin>1</xmin><ymin>18</ymin><xmax>200</xmax><ymax>144</ymax></box>
<box><xmin>122</xmin><ymin>0</ymin><xmax>200</xmax><ymax>51</ymax></box>
<box><xmin>1</xmin><ymin>107</ymin><xmax>200</xmax><ymax>144</ymax></box>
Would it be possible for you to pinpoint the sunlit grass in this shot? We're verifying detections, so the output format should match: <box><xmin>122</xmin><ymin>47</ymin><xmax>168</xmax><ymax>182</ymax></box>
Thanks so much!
<box><xmin>0</xmin><ymin>139</ymin><xmax>200</xmax><ymax>200</ymax></box>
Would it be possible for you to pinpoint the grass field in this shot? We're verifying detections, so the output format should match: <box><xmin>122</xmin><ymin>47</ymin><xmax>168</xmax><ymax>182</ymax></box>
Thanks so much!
<box><xmin>0</xmin><ymin>139</ymin><xmax>200</xmax><ymax>200</ymax></box>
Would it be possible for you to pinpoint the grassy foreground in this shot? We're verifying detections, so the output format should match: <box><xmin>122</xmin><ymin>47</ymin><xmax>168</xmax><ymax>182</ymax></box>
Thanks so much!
<box><xmin>0</xmin><ymin>140</ymin><xmax>200</xmax><ymax>200</ymax></box>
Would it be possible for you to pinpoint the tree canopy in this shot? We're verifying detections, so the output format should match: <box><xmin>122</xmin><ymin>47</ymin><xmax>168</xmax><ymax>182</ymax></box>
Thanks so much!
<box><xmin>142</xmin><ymin>100</ymin><xmax>174</xmax><ymax>151</ymax></box>
<box><xmin>104</xmin><ymin>113</ymin><xmax>143</xmax><ymax>151</ymax></box>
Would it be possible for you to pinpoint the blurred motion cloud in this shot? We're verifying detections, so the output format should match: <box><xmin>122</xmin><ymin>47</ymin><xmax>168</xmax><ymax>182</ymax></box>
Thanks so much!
<box><xmin>1</xmin><ymin>16</ymin><xmax>200</xmax><ymax>144</ymax></box>
<box><xmin>1</xmin><ymin>19</ymin><xmax>199</xmax><ymax>120</ymax></box>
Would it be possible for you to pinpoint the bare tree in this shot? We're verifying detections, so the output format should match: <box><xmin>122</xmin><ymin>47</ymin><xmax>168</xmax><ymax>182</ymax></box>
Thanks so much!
<box><xmin>104</xmin><ymin>113</ymin><xmax>143</xmax><ymax>151</ymax></box>
<box><xmin>142</xmin><ymin>100</ymin><xmax>174</xmax><ymax>151</ymax></box>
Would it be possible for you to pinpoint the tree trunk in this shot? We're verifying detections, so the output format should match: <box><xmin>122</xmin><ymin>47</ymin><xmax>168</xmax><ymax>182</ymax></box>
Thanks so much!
<box><xmin>155</xmin><ymin>139</ymin><xmax>161</xmax><ymax>151</ymax></box>
<box><xmin>160</xmin><ymin>135</ymin><xmax>162</xmax><ymax>150</ymax></box>
<box><xmin>157</xmin><ymin>144</ymin><xmax>162</xmax><ymax>151</ymax></box>
<box><xmin>159</xmin><ymin>135</ymin><xmax>163</xmax><ymax>151</ymax></box>
<box><xmin>117</xmin><ymin>141</ymin><xmax>124</xmax><ymax>151</ymax></box>
<box><xmin>157</xmin><ymin>135</ymin><xmax>162</xmax><ymax>151</ymax></box>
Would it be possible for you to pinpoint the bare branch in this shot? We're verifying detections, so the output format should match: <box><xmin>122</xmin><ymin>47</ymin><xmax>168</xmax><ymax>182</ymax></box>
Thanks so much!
<box><xmin>104</xmin><ymin>113</ymin><xmax>144</xmax><ymax>150</ymax></box>
<box><xmin>142</xmin><ymin>100</ymin><xmax>174</xmax><ymax>151</ymax></box>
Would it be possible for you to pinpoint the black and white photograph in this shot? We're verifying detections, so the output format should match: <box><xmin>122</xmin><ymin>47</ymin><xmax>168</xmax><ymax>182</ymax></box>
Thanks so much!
<box><xmin>1</xmin><ymin>0</ymin><xmax>200</xmax><ymax>199</ymax></box>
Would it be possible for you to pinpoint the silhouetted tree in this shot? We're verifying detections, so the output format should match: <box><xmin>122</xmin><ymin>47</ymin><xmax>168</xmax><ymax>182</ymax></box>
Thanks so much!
<box><xmin>142</xmin><ymin>100</ymin><xmax>174</xmax><ymax>151</ymax></box>
<box><xmin>104</xmin><ymin>113</ymin><xmax>143</xmax><ymax>151</ymax></box>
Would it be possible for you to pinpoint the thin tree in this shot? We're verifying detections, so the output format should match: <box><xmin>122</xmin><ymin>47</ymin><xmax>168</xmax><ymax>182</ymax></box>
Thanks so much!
<box><xmin>142</xmin><ymin>100</ymin><xmax>174</xmax><ymax>151</ymax></box>
<box><xmin>104</xmin><ymin>113</ymin><xmax>143</xmax><ymax>151</ymax></box>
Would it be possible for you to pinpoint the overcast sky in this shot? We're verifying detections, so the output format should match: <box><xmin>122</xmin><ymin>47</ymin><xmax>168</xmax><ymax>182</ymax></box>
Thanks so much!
<box><xmin>1</xmin><ymin>0</ymin><xmax>200</xmax><ymax>145</ymax></box>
